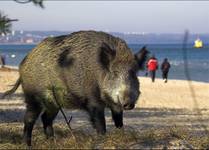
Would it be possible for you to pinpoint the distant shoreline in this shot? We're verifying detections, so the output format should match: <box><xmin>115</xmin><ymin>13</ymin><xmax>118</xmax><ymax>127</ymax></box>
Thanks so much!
<box><xmin>1</xmin><ymin>66</ymin><xmax>208</xmax><ymax>84</ymax></box>
<box><xmin>0</xmin><ymin>43</ymin><xmax>38</xmax><ymax>45</ymax></box>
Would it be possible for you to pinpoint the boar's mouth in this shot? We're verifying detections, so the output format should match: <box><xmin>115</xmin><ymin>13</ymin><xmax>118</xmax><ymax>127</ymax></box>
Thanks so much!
<box><xmin>123</xmin><ymin>103</ymin><xmax>135</xmax><ymax>110</ymax></box>
<box><xmin>117</xmin><ymin>96</ymin><xmax>135</xmax><ymax>110</ymax></box>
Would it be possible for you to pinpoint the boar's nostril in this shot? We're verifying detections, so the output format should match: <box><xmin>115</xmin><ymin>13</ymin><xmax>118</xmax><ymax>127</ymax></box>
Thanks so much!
<box><xmin>123</xmin><ymin>103</ymin><xmax>129</xmax><ymax>108</ymax></box>
<box><xmin>123</xmin><ymin>102</ymin><xmax>135</xmax><ymax>110</ymax></box>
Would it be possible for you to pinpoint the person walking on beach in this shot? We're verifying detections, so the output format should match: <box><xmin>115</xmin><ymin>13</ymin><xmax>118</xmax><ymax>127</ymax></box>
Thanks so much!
<box><xmin>161</xmin><ymin>58</ymin><xmax>171</xmax><ymax>83</ymax></box>
<box><xmin>0</xmin><ymin>54</ymin><xmax>6</xmax><ymax>68</ymax></box>
<box><xmin>147</xmin><ymin>55</ymin><xmax>158</xmax><ymax>82</ymax></box>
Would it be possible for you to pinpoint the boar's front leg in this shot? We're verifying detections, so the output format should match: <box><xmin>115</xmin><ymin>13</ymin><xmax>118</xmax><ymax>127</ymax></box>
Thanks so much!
<box><xmin>111</xmin><ymin>108</ymin><xmax>123</xmax><ymax>128</ymax></box>
<box><xmin>88</xmin><ymin>106</ymin><xmax>106</xmax><ymax>134</ymax></box>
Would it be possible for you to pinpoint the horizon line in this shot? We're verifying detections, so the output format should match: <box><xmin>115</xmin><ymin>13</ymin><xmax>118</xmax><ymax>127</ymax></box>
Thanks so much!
<box><xmin>9</xmin><ymin>30</ymin><xmax>209</xmax><ymax>35</ymax></box>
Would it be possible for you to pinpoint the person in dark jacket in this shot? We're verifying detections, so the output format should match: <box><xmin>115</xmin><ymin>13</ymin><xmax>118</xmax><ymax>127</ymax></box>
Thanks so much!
<box><xmin>147</xmin><ymin>55</ymin><xmax>158</xmax><ymax>82</ymax></box>
<box><xmin>161</xmin><ymin>58</ymin><xmax>171</xmax><ymax>83</ymax></box>
<box><xmin>0</xmin><ymin>54</ymin><xmax>5</xmax><ymax>68</ymax></box>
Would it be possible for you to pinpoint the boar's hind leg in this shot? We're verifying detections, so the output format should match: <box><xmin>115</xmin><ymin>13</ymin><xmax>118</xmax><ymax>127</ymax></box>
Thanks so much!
<box><xmin>41</xmin><ymin>108</ymin><xmax>59</xmax><ymax>138</ymax></box>
<box><xmin>23</xmin><ymin>101</ymin><xmax>42</xmax><ymax>146</ymax></box>
<box><xmin>88</xmin><ymin>107</ymin><xmax>106</xmax><ymax>134</ymax></box>
<box><xmin>111</xmin><ymin>109</ymin><xmax>123</xmax><ymax>128</ymax></box>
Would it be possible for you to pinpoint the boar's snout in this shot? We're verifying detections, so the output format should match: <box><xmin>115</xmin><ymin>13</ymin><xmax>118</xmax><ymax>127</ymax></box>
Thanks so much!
<box><xmin>121</xmin><ymin>90</ymin><xmax>140</xmax><ymax>110</ymax></box>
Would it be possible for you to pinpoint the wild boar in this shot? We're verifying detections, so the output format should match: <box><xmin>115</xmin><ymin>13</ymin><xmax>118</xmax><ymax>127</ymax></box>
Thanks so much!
<box><xmin>3</xmin><ymin>31</ymin><xmax>148</xmax><ymax>146</ymax></box>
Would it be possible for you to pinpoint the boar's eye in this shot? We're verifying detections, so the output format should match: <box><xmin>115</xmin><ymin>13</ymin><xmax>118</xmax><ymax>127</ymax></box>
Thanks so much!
<box><xmin>113</xmin><ymin>70</ymin><xmax>120</xmax><ymax>77</ymax></box>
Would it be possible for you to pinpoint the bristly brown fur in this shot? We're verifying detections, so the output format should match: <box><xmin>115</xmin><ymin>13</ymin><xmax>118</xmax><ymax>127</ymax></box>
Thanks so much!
<box><xmin>2</xmin><ymin>31</ymin><xmax>148</xmax><ymax>146</ymax></box>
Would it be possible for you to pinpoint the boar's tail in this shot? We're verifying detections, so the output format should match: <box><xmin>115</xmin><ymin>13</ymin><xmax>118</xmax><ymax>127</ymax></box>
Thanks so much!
<box><xmin>1</xmin><ymin>77</ymin><xmax>21</xmax><ymax>99</ymax></box>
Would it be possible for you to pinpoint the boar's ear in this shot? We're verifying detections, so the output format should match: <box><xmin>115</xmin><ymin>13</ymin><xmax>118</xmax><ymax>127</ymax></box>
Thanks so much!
<box><xmin>99</xmin><ymin>42</ymin><xmax>116</xmax><ymax>70</ymax></box>
<box><xmin>135</xmin><ymin>46</ymin><xmax>149</xmax><ymax>70</ymax></box>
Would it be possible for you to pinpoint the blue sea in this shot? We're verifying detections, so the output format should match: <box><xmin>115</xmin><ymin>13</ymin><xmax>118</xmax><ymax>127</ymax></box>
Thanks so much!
<box><xmin>0</xmin><ymin>44</ymin><xmax>209</xmax><ymax>83</ymax></box>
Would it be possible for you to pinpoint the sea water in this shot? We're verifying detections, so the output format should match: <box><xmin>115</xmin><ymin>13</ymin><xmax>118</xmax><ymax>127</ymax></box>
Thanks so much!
<box><xmin>0</xmin><ymin>44</ymin><xmax>209</xmax><ymax>83</ymax></box>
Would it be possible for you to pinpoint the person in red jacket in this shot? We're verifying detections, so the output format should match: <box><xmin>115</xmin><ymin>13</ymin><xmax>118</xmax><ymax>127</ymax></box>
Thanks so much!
<box><xmin>147</xmin><ymin>55</ymin><xmax>158</xmax><ymax>82</ymax></box>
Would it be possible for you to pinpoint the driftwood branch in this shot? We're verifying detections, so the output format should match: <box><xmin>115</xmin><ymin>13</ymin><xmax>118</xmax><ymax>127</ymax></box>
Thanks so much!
<box><xmin>13</xmin><ymin>0</ymin><xmax>32</xmax><ymax>4</ymax></box>
<box><xmin>51</xmin><ymin>86</ymin><xmax>76</xmax><ymax>139</ymax></box>
<box><xmin>6</xmin><ymin>19</ymin><xmax>19</xmax><ymax>22</ymax></box>
<box><xmin>13</xmin><ymin>0</ymin><xmax>44</xmax><ymax>8</ymax></box>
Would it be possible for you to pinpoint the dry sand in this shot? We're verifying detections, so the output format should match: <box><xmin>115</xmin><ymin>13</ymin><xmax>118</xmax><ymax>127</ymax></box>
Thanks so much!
<box><xmin>138</xmin><ymin>77</ymin><xmax>209</xmax><ymax>110</ymax></box>
<box><xmin>0</xmin><ymin>68</ymin><xmax>209</xmax><ymax>148</ymax></box>
<box><xmin>1</xmin><ymin>68</ymin><xmax>208</xmax><ymax>110</ymax></box>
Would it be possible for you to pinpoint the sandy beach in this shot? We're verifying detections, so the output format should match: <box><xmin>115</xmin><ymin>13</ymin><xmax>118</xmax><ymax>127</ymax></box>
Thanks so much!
<box><xmin>1</xmin><ymin>68</ymin><xmax>208</xmax><ymax>109</ymax></box>
<box><xmin>0</xmin><ymin>68</ymin><xmax>209</xmax><ymax>148</ymax></box>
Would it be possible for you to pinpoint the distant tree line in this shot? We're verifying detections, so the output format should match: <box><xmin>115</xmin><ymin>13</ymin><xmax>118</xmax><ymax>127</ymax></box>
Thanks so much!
<box><xmin>0</xmin><ymin>0</ymin><xmax>44</xmax><ymax>35</ymax></box>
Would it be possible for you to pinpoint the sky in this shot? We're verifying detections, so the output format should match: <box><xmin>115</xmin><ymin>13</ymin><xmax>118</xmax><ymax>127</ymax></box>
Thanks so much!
<box><xmin>1</xmin><ymin>1</ymin><xmax>209</xmax><ymax>33</ymax></box>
